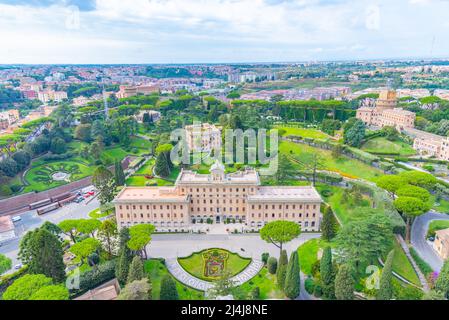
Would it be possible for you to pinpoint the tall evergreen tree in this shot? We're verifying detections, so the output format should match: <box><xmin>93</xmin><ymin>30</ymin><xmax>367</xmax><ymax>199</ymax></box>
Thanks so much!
<box><xmin>377</xmin><ymin>249</ymin><xmax>394</xmax><ymax>300</ymax></box>
<box><xmin>320</xmin><ymin>246</ymin><xmax>336</xmax><ymax>299</ymax></box>
<box><xmin>321</xmin><ymin>206</ymin><xmax>337</xmax><ymax>241</ymax></box>
<box><xmin>28</xmin><ymin>229</ymin><xmax>66</xmax><ymax>283</ymax></box>
<box><xmin>335</xmin><ymin>264</ymin><xmax>355</xmax><ymax>300</ymax></box>
<box><xmin>277</xmin><ymin>249</ymin><xmax>288</xmax><ymax>289</ymax></box>
<box><xmin>127</xmin><ymin>256</ymin><xmax>145</xmax><ymax>284</ymax></box>
<box><xmin>154</xmin><ymin>144</ymin><xmax>173</xmax><ymax>177</ymax></box>
<box><xmin>114</xmin><ymin>160</ymin><xmax>126</xmax><ymax>186</ymax></box>
<box><xmin>160</xmin><ymin>275</ymin><xmax>179</xmax><ymax>300</ymax></box>
<box><xmin>284</xmin><ymin>251</ymin><xmax>300</xmax><ymax>299</ymax></box>
<box><xmin>115</xmin><ymin>227</ymin><xmax>133</xmax><ymax>286</ymax></box>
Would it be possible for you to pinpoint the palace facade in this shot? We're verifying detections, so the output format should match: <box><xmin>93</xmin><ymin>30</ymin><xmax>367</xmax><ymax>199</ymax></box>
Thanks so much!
<box><xmin>113</xmin><ymin>161</ymin><xmax>323</xmax><ymax>232</ymax></box>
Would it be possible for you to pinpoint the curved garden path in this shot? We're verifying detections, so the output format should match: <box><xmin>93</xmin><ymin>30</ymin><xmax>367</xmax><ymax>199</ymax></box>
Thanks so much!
<box><xmin>165</xmin><ymin>258</ymin><xmax>264</xmax><ymax>292</ymax></box>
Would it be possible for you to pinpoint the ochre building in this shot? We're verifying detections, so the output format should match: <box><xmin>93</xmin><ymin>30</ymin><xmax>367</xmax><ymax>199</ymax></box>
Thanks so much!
<box><xmin>113</xmin><ymin>161</ymin><xmax>323</xmax><ymax>232</ymax></box>
<box><xmin>356</xmin><ymin>89</ymin><xmax>416</xmax><ymax>130</ymax></box>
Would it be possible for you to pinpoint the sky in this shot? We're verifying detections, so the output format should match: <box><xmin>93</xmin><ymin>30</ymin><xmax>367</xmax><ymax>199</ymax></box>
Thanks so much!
<box><xmin>0</xmin><ymin>0</ymin><xmax>448</xmax><ymax>64</ymax></box>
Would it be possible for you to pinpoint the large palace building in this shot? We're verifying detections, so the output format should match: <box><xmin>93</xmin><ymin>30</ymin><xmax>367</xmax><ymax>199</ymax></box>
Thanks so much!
<box><xmin>356</xmin><ymin>89</ymin><xmax>416</xmax><ymax>130</ymax></box>
<box><xmin>113</xmin><ymin>161</ymin><xmax>323</xmax><ymax>232</ymax></box>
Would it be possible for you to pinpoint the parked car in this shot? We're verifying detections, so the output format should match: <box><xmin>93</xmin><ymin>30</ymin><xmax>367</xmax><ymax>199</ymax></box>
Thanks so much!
<box><xmin>12</xmin><ymin>216</ymin><xmax>22</xmax><ymax>223</ymax></box>
<box><xmin>14</xmin><ymin>263</ymin><xmax>23</xmax><ymax>270</ymax></box>
<box><xmin>75</xmin><ymin>196</ymin><xmax>85</xmax><ymax>203</ymax></box>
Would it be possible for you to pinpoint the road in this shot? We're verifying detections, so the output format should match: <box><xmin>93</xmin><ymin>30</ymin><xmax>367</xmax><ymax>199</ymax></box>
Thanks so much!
<box><xmin>411</xmin><ymin>210</ymin><xmax>449</xmax><ymax>272</ymax></box>
<box><xmin>147</xmin><ymin>233</ymin><xmax>320</xmax><ymax>260</ymax></box>
<box><xmin>0</xmin><ymin>198</ymin><xmax>99</xmax><ymax>272</ymax></box>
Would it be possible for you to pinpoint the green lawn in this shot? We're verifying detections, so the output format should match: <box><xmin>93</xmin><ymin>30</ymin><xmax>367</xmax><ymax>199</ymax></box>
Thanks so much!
<box><xmin>144</xmin><ymin>259</ymin><xmax>204</xmax><ymax>300</ymax></box>
<box><xmin>297</xmin><ymin>238</ymin><xmax>334</xmax><ymax>276</ymax></box>
<box><xmin>280</xmin><ymin>140</ymin><xmax>383</xmax><ymax>181</ymax></box>
<box><xmin>389</xmin><ymin>239</ymin><xmax>421</xmax><ymax>287</ymax></box>
<box><xmin>129</xmin><ymin>136</ymin><xmax>152</xmax><ymax>151</ymax></box>
<box><xmin>427</xmin><ymin>220</ymin><xmax>449</xmax><ymax>238</ymax></box>
<box><xmin>177</xmin><ymin>248</ymin><xmax>251</xmax><ymax>282</ymax></box>
<box><xmin>88</xmin><ymin>208</ymin><xmax>111</xmax><ymax>219</ymax></box>
<box><xmin>234</xmin><ymin>267</ymin><xmax>285</xmax><ymax>300</ymax></box>
<box><xmin>361</xmin><ymin>137</ymin><xmax>416</xmax><ymax>156</ymax></box>
<box><xmin>275</xmin><ymin>126</ymin><xmax>331</xmax><ymax>140</ymax></box>
<box><xmin>430</xmin><ymin>194</ymin><xmax>449</xmax><ymax>214</ymax></box>
<box><xmin>316</xmin><ymin>184</ymin><xmax>372</xmax><ymax>225</ymax></box>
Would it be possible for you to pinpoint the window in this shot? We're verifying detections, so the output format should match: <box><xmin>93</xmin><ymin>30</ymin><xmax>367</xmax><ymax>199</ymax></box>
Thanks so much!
<box><xmin>119</xmin><ymin>205</ymin><xmax>122</xmax><ymax>210</ymax></box>
<box><xmin>132</xmin><ymin>205</ymin><xmax>136</xmax><ymax>210</ymax></box>
<box><xmin>272</xmin><ymin>213</ymin><xmax>275</xmax><ymax>218</ymax></box>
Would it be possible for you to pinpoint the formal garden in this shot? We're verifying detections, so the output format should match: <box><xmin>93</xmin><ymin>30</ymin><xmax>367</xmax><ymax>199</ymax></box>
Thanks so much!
<box><xmin>22</xmin><ymin>159</ymin><xmax>94</xmax><ymax>193</ymax></box>
<box><xmin>177</xmin><ymin>248</ymin><xmax>251</xmax><ymax>281</ymax></box>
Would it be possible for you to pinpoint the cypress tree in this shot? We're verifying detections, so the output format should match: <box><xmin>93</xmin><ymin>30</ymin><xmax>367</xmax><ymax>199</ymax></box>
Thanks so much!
<box><xmin>284</xmin><ymin>251</ymin><xmax>300</xmax><ymax>299</ymax></box>
<box><xmin>320</xmin><ymin>246</ymin><xmax>336</xmax><ymax>299</ymax></box>
<box><xmin>277</xmin><ymin>250</ymin><xmax>288</xmax><ymax>289</ymax></box>
<box><xmin>127</xmin><ymin>256</ymin><xmax>145</xmax><ymax>284</ymax></box>
<box><xmin>28</xmin><ymin>228</ymin><xmax>66</xmax><ymax>283</ymax></box>
<box><xmin>114</xmin><ymin>160</ymin><xmax>125</xmax><ymax>186</ymax></box>
<box><xmin>377</xmin><ymin>249</ymin><xmax>394</xmax><ymax>300</ymax></box>
<box><xmin>267</xmin><ymin>257</ymin><xmax>278</xmax><ymax>274</ymax></box>
<box><xmin>116</xmin><ymin>227</ymin><xmax>133</xmax><ymax>286</ymax></box>
<box><xmin>321</xmin><ymin>206</ymin><xmax>337</xmax><ymax>241</ymax></box>
<box><xmin>160</xmin><ymin>275</ymin><xmax>179</xmax><ymax>300</ymax></box>
<box><xmin>335</xmin><ymin>264</ymin><xmax>355</xmax><ymax>300</ymax></box>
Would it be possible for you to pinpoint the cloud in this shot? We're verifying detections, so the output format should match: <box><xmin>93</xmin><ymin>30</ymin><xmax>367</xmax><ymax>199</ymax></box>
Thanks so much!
<box><xmin>0</xmin><ymin>0</ymin><xmax>448</xmax><ymax>63</ymax></box>
<box><xmin>0</xmin><ymin>0</ymin><xmax>96</xmax><ymax>11</ymax></box>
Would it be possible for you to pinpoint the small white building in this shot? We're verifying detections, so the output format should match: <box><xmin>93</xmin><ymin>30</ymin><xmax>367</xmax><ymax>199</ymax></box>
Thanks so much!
<box><xmin>0</xmin><ymin>216</ymin><xmax>16</xmax><ymax>242</ymax></box>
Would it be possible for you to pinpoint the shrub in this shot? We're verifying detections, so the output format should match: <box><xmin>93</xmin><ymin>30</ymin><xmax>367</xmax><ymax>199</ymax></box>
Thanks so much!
<box><xmin>313</xmin><ymin>284</ymin><xmax>323</xmax><ymax>297</ymax></box>
<box><xmin>267</xmin><ymin>257</ymin><xmax>278</xmax><ymax>274</ymax></box>
<box><xmin>70</xmin><ymin>260</ymin><xmax>117</xmax><ymax>296</ymax></box>
<box><xmin>261</xmin><ymin>253</ymin><xmax>269</xmax><ymax>265</ymax></box>
<box><xmin>160</xmin><ymin>275</ymin><xmax>179</xmax><ymax>300</ymax></box>
<box><xmin>304</xmin><ymin>278</ymin><xmax>315</xmax><ymax>295</ymax></box>
<box><xmin>250</xmin><ymin>286</ymin><xmax>260</xmax><ymax>300</ymax></box>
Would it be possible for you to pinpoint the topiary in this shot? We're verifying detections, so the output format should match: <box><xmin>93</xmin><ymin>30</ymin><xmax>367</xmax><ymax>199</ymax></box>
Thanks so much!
<box><xmin>267</xmin><ymin>257</ymin><xmax>278</xmax><ymax>274</ymax></box>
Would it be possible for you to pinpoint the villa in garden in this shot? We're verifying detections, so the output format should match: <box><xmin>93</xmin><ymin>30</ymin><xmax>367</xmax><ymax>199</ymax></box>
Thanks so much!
<box><xmin>184</xmin><ymin>122</ymin><xmax>222</xmax><ymax>152</ymax></box>
<box><xmin>113</xmin><ymin>161</ymin><xmax>323</xmax><ymax>232</ymax></box>
<box><xmin>434</xmin><ymin>228</ymin><xmax>449</xmax><ymax>260</ymax></box>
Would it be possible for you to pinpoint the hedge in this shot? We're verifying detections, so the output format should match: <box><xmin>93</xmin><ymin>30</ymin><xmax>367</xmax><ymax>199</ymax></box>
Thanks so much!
<box><xmin>69</xmin><ymin>259</ymin><xmax>117</xmax><ymax>297</ymax></box>
<box><xmin>410</xmin><ymin>248</ymin><xmax>433</xmax><ymax>276</ymax></box>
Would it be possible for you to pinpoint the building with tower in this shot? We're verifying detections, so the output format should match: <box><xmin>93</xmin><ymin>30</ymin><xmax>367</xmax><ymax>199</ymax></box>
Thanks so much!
<box><xmin>356</xmin><ymin>89</ymin><xmax>415</xmax><ymax>130</ymax></box>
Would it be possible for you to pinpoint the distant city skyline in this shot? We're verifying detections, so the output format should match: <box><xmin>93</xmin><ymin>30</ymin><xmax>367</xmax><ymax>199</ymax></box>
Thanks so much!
<box><xmin>0</xmin><ymin>0</ymin><xmax>449</xmax><ymax>64</ymax></box>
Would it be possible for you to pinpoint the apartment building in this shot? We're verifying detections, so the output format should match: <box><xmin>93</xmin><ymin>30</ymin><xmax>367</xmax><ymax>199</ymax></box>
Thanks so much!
<box><xmin>113</xmin><ymin>161</ymin><xmax>323</xmax><ymax>232</ymax></box>
<box><xmin>37</xmin><ymin>90</ymin><xmax>68</xmax><ymax>103</ymax></box>
<box><xmin>116</xmin><ymin>85</ymin><xmax>159</xmax><ymax>98</ymax></box>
